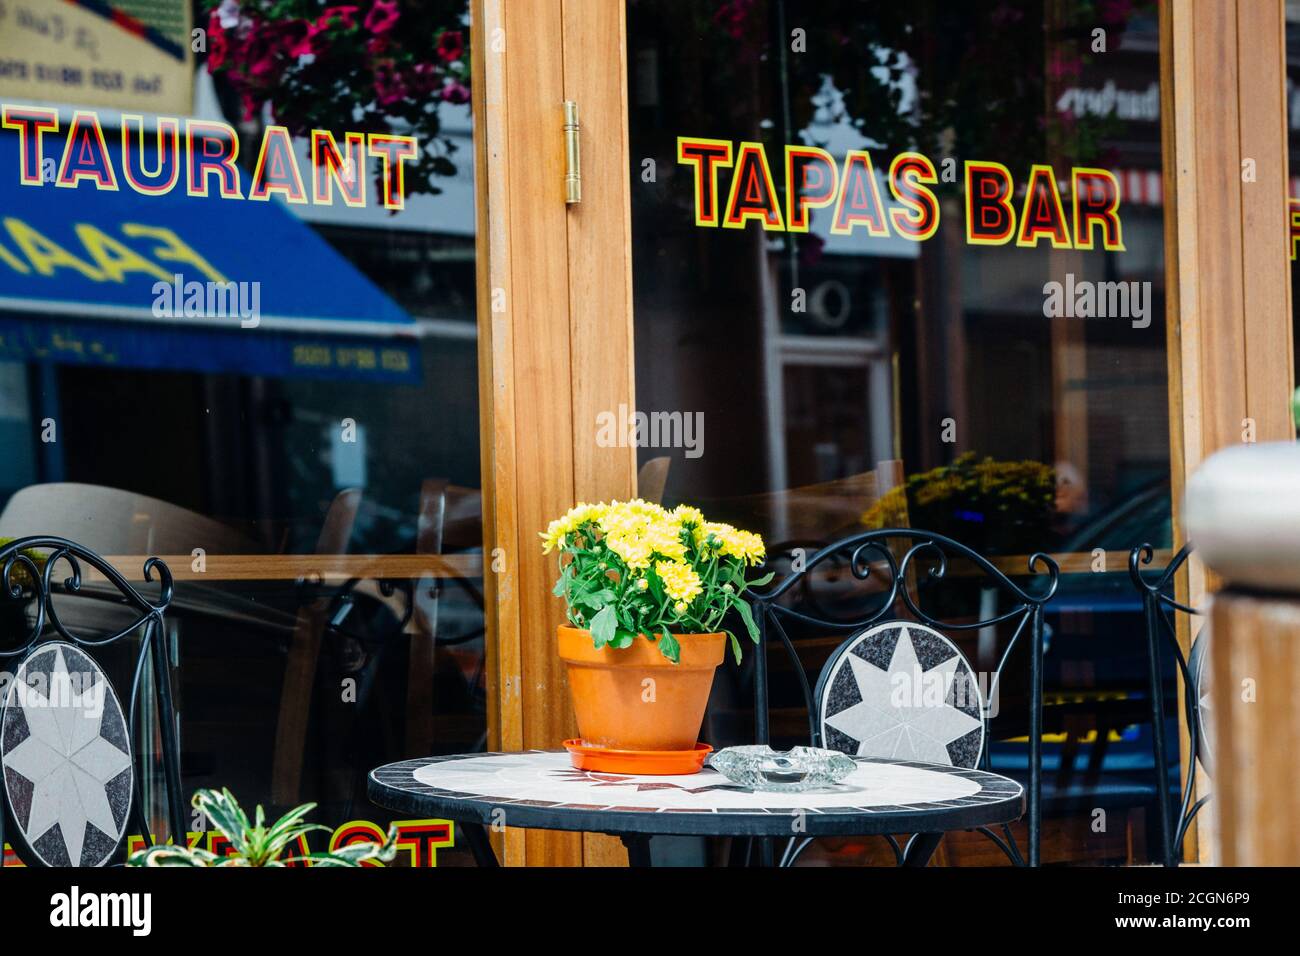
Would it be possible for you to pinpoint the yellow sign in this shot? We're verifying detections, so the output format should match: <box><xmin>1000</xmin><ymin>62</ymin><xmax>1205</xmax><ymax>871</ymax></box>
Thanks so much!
<box><xmin>5</xmin><ymin>818</ymin><xmax>454</xmax><ymax>867</ymax></box>
<box><xmin>0</xmin><ymin>0</ymin><xmax>192</xmax><ymax>114</ymax></box>
<box><xmin>678</xmin><ymin>136</ymin><xmax>1126</xmax><ymax>251</ymax></box>
<box><xmin>3</xmin><ymin>105</ymin><xmax>421</xmax><ymax>210</ymax></box>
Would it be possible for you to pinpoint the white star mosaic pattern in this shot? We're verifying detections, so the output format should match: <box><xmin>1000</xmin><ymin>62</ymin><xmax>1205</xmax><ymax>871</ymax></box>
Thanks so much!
<box><xmin>1</xmin><ymin>642</ymin><xmax>133</xmax><ymax>866</ymax></box>
<box><xmin>819</xmin><ymin>623</ymin><xmax>984</xmax><ymax>768</ymax></box>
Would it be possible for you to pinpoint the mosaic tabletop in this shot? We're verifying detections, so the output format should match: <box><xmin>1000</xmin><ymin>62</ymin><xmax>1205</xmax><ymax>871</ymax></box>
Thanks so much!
<box><xmin>369</xmin><ymin>751</ymin><xmax>1023</xmax><ymax>838</ymax></box>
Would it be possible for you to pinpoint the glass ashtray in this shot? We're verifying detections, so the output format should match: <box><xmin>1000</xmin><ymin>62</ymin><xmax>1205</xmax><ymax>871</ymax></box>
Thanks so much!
<box><xmin>708</xmin><ymin>746</ymin><xmax>857</xmax><ymax>792</ymax></box>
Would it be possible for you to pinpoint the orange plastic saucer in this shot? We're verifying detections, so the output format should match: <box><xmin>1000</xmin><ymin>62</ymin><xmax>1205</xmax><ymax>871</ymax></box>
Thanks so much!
<box><xmin>562</xmin><ymin>739</ymin><xmax>712</xmax><ymax>775</ymax></box>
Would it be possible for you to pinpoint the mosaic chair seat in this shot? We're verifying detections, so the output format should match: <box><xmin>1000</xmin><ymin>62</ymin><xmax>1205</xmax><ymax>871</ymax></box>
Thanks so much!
<box><xmin>0</xmin><ymin>538</ymin><xmax>184</xmax><ymax>867</ymax></box>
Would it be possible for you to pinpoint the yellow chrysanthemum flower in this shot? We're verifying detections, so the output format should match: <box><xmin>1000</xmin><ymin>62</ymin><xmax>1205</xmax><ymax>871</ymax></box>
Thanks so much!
<box><xmin>644</xmin><ymin>521</ymin><xmax>688</xmax><ymax>561</ymax></box>
<box><xmin>655</xmin><ymin>560</ymin><xmax>703</xmax><ymax>603</ymax></box>
<box><xmin>692</xmin><ymin>520</ymin><xmax>732</xmax><ymax>551</ymax></box>
<box><xmin>597</xmin><ymin>508</ymin><xmax>647</xmax><ymax>539</ymax></box>
<box><xmin>539</xmin><ymin>501</ymin><xmax>609</xmax><ymax>553</ymax></box>
<box><xmin>688</xmin><ymin>521</ymin><xmax>765</xmax><ymax>564</ymax></box>
<box><xmin>606</xmin><ymin>532</ymin><xmax>652</xmax><ymax>570</ymax></box>
<box><xmin>670</xmin><ymin>504</ymin><xmax>704</xmax><ymax>528</ymax></box>
<box><xmin>720</xmin><ymin>529</ymin><xmax>766</xmax><ymax>566</ymax></box>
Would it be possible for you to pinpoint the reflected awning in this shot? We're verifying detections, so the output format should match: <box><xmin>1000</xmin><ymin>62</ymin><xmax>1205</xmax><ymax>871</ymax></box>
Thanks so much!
<box><xmin>0</xmin><ymin>129</ymin><xmax>420</xmax><ymax>383</ymax></box>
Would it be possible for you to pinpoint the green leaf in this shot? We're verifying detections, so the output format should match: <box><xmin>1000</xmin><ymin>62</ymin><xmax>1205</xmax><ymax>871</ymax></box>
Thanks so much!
<box><xmin>589</xmin><ymin>605</ymin><xmax>616</xmax><ymax>648</ymax></box>
<box><xmin>193</xmin><ymin>788</ymin><xmax>253</xmax><ymax>858</ymax></box>
<box><xmin>610</xmin><ymin>629</ymin><xmax>635</xmax><ymax>650</ymax></box>
<box><xmin>127</xmin><ymin>844</ymin><xmax>218</xmax><ymax>867</ymax></box>
<box><xmin>573</xmin><ymin>588</ymin><xmax>616</xmax><ymax>609</ymax></box>
<box><xmin>658</xmin><ymin>629</ymin><xmax>681</xmax><ymax>663</ymax></box>
<box><xmin>747</xmin><ymin>571</ymin><xmax>776</xmax><ymax>588</ymax></box>
<box><xmin>725</xmin><ymin>629</ymin><xmax>743</xmax><ymax>665</ymax></box>
<box><xmin>732</xmin><ymin>596</ymin><xmax>760</xmax><ymax>643</ymax></box>
<box><xmin>287</xmin><ymin>826</ymin><xmax>399</xmax><ymax>867</ymax></box>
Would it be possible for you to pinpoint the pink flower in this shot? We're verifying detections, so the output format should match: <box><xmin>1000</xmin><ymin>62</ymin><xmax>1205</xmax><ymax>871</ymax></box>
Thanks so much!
<box><xmin>437</xmin><ymin>30</ymin><xmax>464</xmax><ymax>63</ymax></box>
<box><xmin>291</xmin><ymin>11</ymin><xmax>350</xmax><ymax>58</ymax></box>
<box><xmin>288</xmin><ymin>28</ymin><xmax>322</xmax><ymax>57</ymax></box>
<box><xmin>441</xmin><ymin>79</ymin><xmax>470</xmax><ymax>105</ymax></box>
<box><xmin>317</xmin><ymin>6</ymin><xmax>360</xmax><ymax>31</ymax></box>
<box><xmin>239</xmin><ymin>90</ymin><xmax>259</xmax><ymax>122</ymax></box>
<box><xmin>364</xmin><ymin>0</ymin><xmax>400</xmax><ymax>35</ymax></box>
<box><xmin>207</xmin><ymin>13</ymin><xmax>230</xmax><ymax>70</ymax></box>
<box><xmin>410</xmin><ymin>62</ymin><xmax>440</xmax><ymax>94</ymax></box>
<box><xmin>373</xmin><ymin>58</ymin><xmax>408</xmax><ymax>105</ymax></box>
<box><xmin>711</xmin><ymin>0</ymin><xmax>755</xmax><ymax>41</ymax></box>
<box><xmin>240</xmin><ymin>18</ymin><xmax>316</xmax><ymax>82</ymax></box>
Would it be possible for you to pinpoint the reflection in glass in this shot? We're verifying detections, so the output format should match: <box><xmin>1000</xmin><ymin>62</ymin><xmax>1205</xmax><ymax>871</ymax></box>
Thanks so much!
<box><xmin>0</xmin><ymin>0</ymin><xmax>483</xmax><ymax>864</ymax></box>
<box><xmin>629</xmin><ymin>0</ymin><xmax>1171</xmax><ymax>865</ymax></box>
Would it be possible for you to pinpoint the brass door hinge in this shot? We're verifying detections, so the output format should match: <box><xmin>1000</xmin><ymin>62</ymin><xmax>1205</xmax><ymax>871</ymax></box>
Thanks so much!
<box><xmin>563</xmin><ymin>100</ymin><xmax>581</xmax><ymax>204</ymax></box>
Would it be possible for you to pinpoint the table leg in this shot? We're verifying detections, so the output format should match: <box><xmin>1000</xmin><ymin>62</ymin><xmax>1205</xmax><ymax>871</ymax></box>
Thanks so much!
<box><xmin>726</xmin><ymin>836</ymin><xmax>751</xmax><ymax>866</ymax></box>
<box><xmin>620</xmin><ymin>834</ymin><xmax>653</xmax><ymax>867</ymax></box>
<box><xmin>460</xmin><ymin>822</ymin><xmax>500</xmax><ymax>867</ymax></box>
<box><xmin>901</xmin><ymin>832</ymin><xmax>943</xmax><ymax>867</ymax></box>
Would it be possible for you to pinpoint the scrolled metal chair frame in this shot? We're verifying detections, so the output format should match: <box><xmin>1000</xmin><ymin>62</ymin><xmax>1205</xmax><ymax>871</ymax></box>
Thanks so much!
<box><xmin>746</xmin><ymin>528</ymin><xmax>1059</xmax><ymax>867</ymax></box>
<box><xmin>1129</xmin><ymin>542</ymin><xmax>1208</xmax><ymax>867</ymax></box>
<box><xmin>0</xmin><ymin>536</ymin><xmax>184</xmax><ymax>865</ymax></box>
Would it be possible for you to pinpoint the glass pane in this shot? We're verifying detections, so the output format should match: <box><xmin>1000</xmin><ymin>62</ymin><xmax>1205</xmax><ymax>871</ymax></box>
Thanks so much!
<box><xmin>0</xmin><ymin>0</ymin><xmax>480</xmax><ymax>866</ymax></box>
<box><xmin>629</xmin><ymin>0</ymin><xmax>1170</xmax><ymax>865</ymax></box>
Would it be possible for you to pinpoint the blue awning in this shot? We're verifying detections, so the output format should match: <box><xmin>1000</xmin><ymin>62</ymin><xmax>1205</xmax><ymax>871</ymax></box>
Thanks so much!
<box><xmin>0</xmin><ymin>128</ymin><xmax>420</xmax><ymax>383</ymax></box>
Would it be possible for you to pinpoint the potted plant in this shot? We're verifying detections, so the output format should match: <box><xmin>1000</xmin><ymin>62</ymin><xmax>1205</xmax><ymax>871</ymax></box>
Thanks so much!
<box><xmin>128</xmin><ymin>788</ymin><xmax>397</xmax><ymax>866</ymax></box>
<box><xmin>860</xmin><ymin>453</ymin><xmax>1056</xmax><ymax>555</ymax></box>
<box><xmin>541</xmin><ymin>500</ymin><xmax>771</xmax><ymax>768</ymax></box>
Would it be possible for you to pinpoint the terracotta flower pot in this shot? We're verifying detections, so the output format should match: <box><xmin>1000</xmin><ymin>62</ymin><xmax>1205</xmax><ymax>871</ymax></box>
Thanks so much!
<box><xmin>557</xmin><ymin>625</ymin><xmax>724</xmax><ymax>751</ymax></box>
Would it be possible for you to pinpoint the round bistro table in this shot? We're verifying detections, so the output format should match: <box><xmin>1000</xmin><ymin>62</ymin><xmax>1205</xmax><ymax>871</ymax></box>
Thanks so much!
<box><xmin>368</xmin><ymin>750</ymin><xmax>1025</xmax><ymax>867</ymax></box>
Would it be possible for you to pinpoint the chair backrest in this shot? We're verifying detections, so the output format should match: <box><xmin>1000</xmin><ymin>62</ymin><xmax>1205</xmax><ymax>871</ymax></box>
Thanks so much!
<box><xmin>0</xmin><ymin>483</ymin><xmax>261</xmax><ymax>555</ymax></box>
<box><xmin>636</xmin><ymin>456</ymin><xmax>672</xmax><ymax>506</ymax></box>
<box><xmin>814</xmin><ymin>620</ymin><xmax>985</xmax><ymax>768</ymax></box>
<box><xmin>1129</xmin><ymin>543</ymin><xmax>1208</xmax><ymax>867</ymax></box>
<box><xmin>747</xmin><ymin>528</ymin><xmax>1059</xmax><ymax>864</ymax></box>
<box><xmin>0</xmin><ymin>537</ymin><xmax>181</xmax><ymax>867</ymax></box>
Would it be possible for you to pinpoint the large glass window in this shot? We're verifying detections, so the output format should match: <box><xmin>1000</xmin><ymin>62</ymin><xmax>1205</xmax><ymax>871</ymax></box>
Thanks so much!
<box><xmin>0</xmin><ymin>0</ymin><xmax>481</xmax><ymax>865</ymax></box>
<box><xmin>629</xmin><ymin>0</ymin><xmax>1170</xmax><ymax>864</ymax></box>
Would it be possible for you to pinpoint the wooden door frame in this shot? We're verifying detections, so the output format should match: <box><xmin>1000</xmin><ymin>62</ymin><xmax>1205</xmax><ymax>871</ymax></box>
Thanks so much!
<box><xmin>472</xmin><ymin>0</ymin><xmax>636</xmax><ymax>867</ymax></box>
<box><xmin>1160</xmin><ymin>0</ymin><xmax>1294</xmax><ymax>863</ymax></box>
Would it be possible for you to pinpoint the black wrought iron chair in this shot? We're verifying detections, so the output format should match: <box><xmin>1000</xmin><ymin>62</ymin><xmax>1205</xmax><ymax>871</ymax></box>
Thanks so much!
<box><xmin>0</xmin><ymin>537</ymin><xmax>184</xmax><ymax>867</ymax></box>
<box><xmin>745</xmin><ymin>529</ymin><xmax>1058</xmax><ymax>867</ymax></box>
<box><xmin>1129</xmin><ymin>543</ymin><xmax>1210</xmax><ymax>867</ymax></box>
